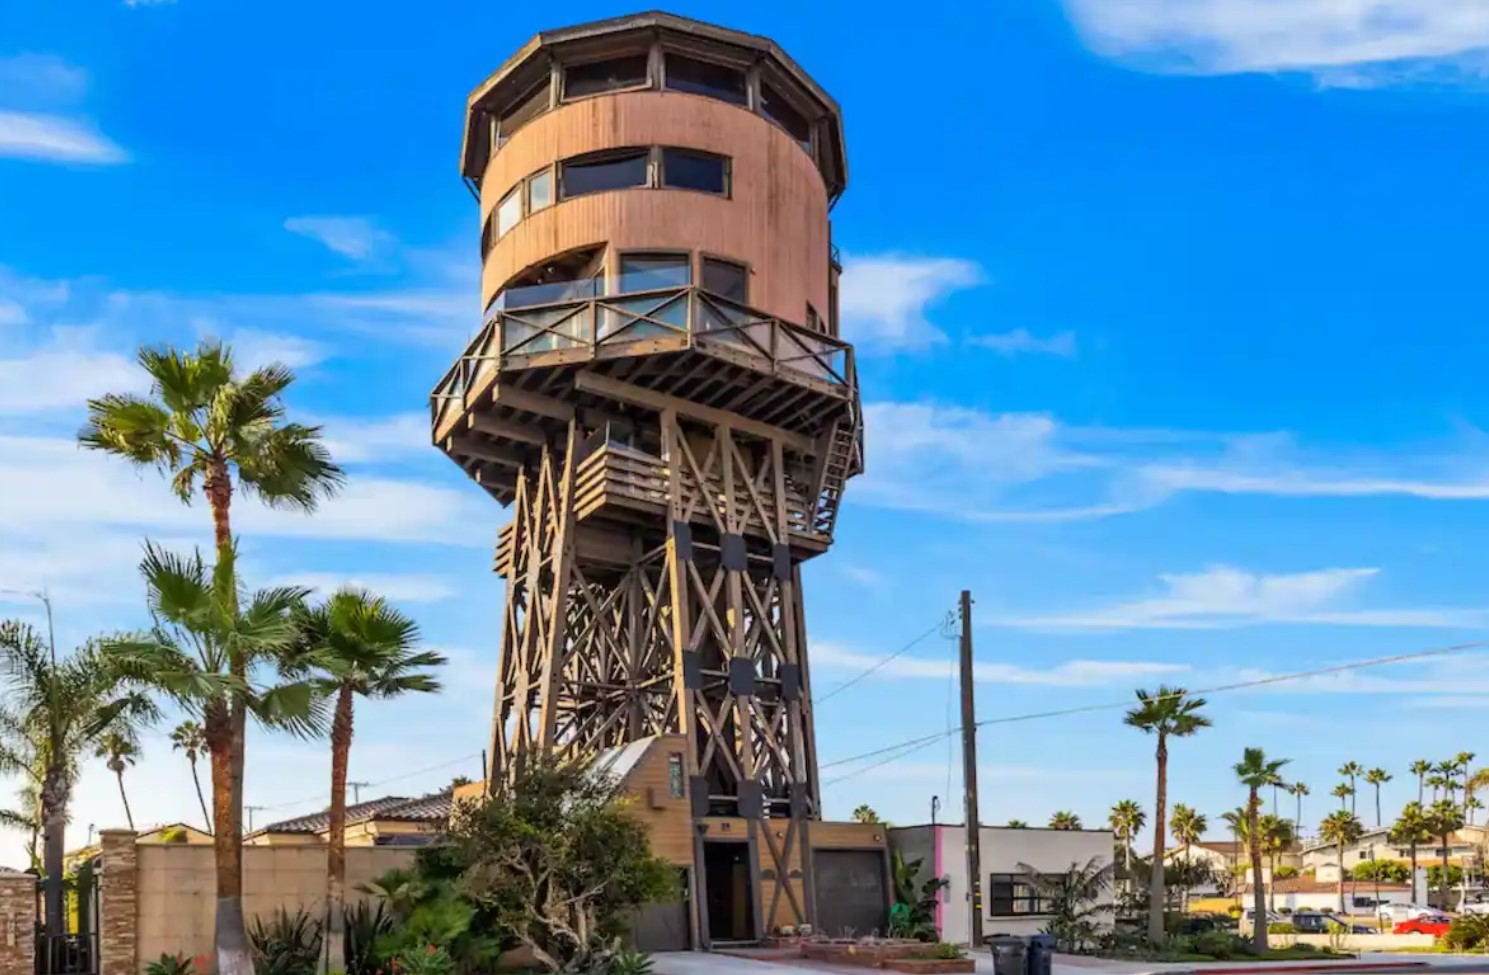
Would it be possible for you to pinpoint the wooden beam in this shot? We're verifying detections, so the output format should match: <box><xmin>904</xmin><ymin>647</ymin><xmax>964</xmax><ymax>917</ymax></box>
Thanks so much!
<box><xmin>492</xmin><ymin>384</ymin><xmax>575</xmax><ymax>421</ymax></box>
<box><xmin>445</xmin><ymin>434</ymin><xmax>524</xmax><ymax>468</ymax></box>
<box><xmin>468</xmin><ymin>412</ymin><xmax>548</xmax><ymax>445</ymax></box>
<box><xmin>573</xmin><ymin>372</ymin><xmax>813</xmax><ymax>453</ymax></box>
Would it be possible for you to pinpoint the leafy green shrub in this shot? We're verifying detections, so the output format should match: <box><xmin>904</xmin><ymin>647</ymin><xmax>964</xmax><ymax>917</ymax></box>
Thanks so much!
<box><xmin>1352</xmin><ymin>860</ymin><xmax>1410</xmax><ymax>883</ymax></box>
<box><xmin>930</xmin><ymin>943</ymin><xmax>964</xmax><ymax>960</ymax></box>
<box><xmin>607</xmin><ymin>950</ymin><xmax>655</xmax><ymax>975</ymax></box>
<box><xmin>1273</xmin><ymin>866</ymin><xmax>1299</xmax><ymax>880</ymax></box>
<box><xmin>144</xmin><ymin>953</ymin><xmax>195</xmax><ymax>975</ymax></box>
<box><xmin>345</xmin><ymin>900</ymin><xmax>393</xmax><ymax>975</ymax></box>
<box><xmin>1443</xmin><ymin>915</ymin><xmax>1489</xmax><ymax>951</ymax></box>
<box><xmin>249</xmin><ymin>908</ymin><xmax>323</xmax><ymax>975</ymax></box>
<box><xmin>1428</xmin><ymin>864</ymin><xmax>1466</xmax><ymax>888</ymax></box>
<box><xmin>393</xmin><ymin>945</ymin><xmax>455</xmax><ymax>975</ymax></box>
<box><xmin>1267</xmin><ymin>922</ymin><xmax>1296</xmax><ymax>934</ymax></box>
<box><xmin>1192</xmin><ymin>931</ymin><xmax>1254</xmax><ymax>960</ymax></box>
<box><xmin>1326</xmin><ymin>921</ymin><xmax>1348</xmax><ymax>954</ymax></box>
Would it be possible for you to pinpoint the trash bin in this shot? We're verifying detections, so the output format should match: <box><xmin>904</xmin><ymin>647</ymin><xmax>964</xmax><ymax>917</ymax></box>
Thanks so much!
<box><xmin>1025</xmin><ymin>933</ymin><xmax>1055</xmax><ymax>975</ymax></box>
<box><xmin>986</xmin><ymin>935</ymin><xmax>1026</xmax><ymax>975</ymax></box>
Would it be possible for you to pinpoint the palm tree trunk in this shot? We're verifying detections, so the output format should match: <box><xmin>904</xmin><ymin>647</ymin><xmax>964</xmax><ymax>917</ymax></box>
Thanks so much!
<box><xmin>1337</xmin><ymin>840</ymin><xmax>1345</xmax><ymax>914</ymax></box>
<box><xmin>1440</xmin><ymin>833</ymin><xmax>1451</xmax><ymax>911</ymax></box>
<box><xmin>190</xmin><ymin>757</ymin><xmax>212</xmax><ymax>832</ymax></box>
<box><xmin>1268</xmin><ymin>851</ymin><xmax>1276</xmax><ymax>912</ymax></box>
<box><xmin>1296</xmin><ymin>793</ymin><xmax>1303</xmax><ymax>832</ymax></box>
<box><xmin>207</xmin><ymin>702</ymin><xmax>250</xmax><ymax>975</ymax></box>
<box><xmin>1147</xmin><ymin>734</ymin><xmax>1168</xmax><ymax>944</ymax></box>
<box><xmin>1182</xmin><ymin>841</ymin><xmax>1191</xmax><ymax>913</ymax></box>
<box><xmin>1249</xmin><ymin>793</ymin><xmax>1266</xmax><ymax>953</ymax></box>
<box><xmin>1418</xmin><ymin>774</ymin><xmax>1424</xmax><ymax>805</ymax></box>
<box><xmin>1409</xmin><ymin>842</ymin><xmax>1419</xmax><ymax>905</ymax></box>
<box><xmin>1374</xmin><ymin>787</ymin><xmax>1381</xmax><ymax>828</ymax></box>
<box><xmin>324</xmin><ymin>686</ymin><xmax>354</xmax><ymax>974</ymax></box>
<box><xmin>115</xmin><ymin>769</ymin><xmax>135</xmax><ymax>830</ymax></box>
<box><xmin>40</xmin><ymin>771</ymin><xmax>66</xmax><ymax>939</ymax></box>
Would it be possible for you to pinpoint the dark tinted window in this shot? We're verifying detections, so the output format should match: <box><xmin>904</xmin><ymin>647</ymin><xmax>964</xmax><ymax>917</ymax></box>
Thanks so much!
<box><xmin>760</xmin><ymin>82</ymin><xmax>812</xmax><ymax>146</ymax></box>
<box><xmin>560</xmin><ymin>149</ymin><xmax>649</xmax><ymax>199</ymax></box>
<box><xmin>702</xmin><ymin>258</ymin><xmax>748</xmax><ymax>303</ymax></box>
<box><xmin>564</xmin><ymin>55</ymin><xmax>649</xmax><ymax>98</ymax></box>
<box><xmin>664</xmin><ymin>54</ymin><xmax>747</xmax><ymax>104</ymax></box>
<box><xmin>620</xmin><ymin>254</ymin><xmax>691</xmax><ymax>292</ymax></box>
<box><xmin>497</xmin><ymin>81</ymin><xmax>549</xmax><ymax>143</ymax></box>
<box><xmin>661</xmin><ymin>148</ymin><xmax>728</xmax><ymax>194</ymax></box>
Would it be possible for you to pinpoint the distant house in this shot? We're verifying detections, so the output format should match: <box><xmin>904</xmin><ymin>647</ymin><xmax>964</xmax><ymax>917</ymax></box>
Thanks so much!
<box><xmin>66</xmin><ymin>822</ymin><xmax>212</xmax><ymax>866</ymax></box>
<box><xmin>1302</xmin><ymin>827</ymin><xmax>1482</xmax><ymax>878</ymax></box>
<box><xmin>245</xmin><ymin>794</ymin><xmax>451</xmax><ymax>847</ymax></box>
<box><xmin>1240</xmin><ymin>876</ymin><xmax>1415</xmax><ymax>915</ymax></box>
<box><xmin>1165</xmin><ymin>838</ymin><xmax>1302</xmax><ymax>891</ymax></box>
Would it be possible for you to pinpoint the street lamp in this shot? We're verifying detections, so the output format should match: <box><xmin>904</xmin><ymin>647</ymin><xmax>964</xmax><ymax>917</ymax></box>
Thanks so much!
<box><xmin>931</xmin><ymin>795</ymin><xmax>940</xmax><ymax>825</ymax></box>
<box><xmin>0</xmin><ymin>588</ymin><xmax>56</xmax><ymax>665</ymax></box>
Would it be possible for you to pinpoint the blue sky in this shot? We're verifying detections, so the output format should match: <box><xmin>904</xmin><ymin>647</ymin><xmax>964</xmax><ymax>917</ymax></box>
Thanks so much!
<box><xmin>5</xmin><ymin>0</ymin><xmax>1489</xmax><ymax>858</ymax></box>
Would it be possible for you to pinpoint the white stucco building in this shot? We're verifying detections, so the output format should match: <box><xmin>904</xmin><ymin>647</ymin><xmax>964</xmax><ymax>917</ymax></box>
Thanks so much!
<box><xmin>889</xmin><ymin>824</ymin><xmax>1115</xmax><ymax>947</ymax></box>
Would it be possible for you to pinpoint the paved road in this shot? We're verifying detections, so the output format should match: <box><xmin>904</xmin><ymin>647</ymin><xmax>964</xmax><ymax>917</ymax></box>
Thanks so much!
<box><xmin>651</xmin><ymin>951</ymin><xmax>1489</xmax><ymax>975</ymax></box>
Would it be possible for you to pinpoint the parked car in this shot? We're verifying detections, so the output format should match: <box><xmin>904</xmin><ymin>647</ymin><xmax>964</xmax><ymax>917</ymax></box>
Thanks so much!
<box><xmin>1291</xmin><ymin>911</ymin><xmax>1373</xmax><ymax>935</ymax></box>
<box><xmin>1240</xmin><ymin>909</ymin><xmax>1284</xmax><ymax>934</ymax></box>
<box><xmin>1383</xmin><ymin>903</ymin><xmax>1437</xmax><ymax>923</ymax></box>
<box><xmin>1394</xmin><ymin>914</ymin><xmax>1453</xmax><ymax>937</ymax></box>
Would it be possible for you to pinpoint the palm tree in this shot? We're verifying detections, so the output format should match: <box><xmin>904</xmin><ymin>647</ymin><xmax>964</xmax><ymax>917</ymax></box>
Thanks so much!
<box><xmin>1411</xmin><ymin>760</ymin><xmax>1433</xmax><ymax>804</ymax></box>
<box><xmin>1427</xmin><ymin>773</ymin><xmax>1449</xmax><ymax>803</ymax></box>
<box><xmin>286</xmin><ymin>588</ymin><xmax>444</xmax><ymax>972</ymax></box>
<box><xmin>1005</xmin><ymin>820</ymin><xmax>1029</xmax><ymax>829</ymax></box>
<box><xmin>851</xmin><ymin>804</ymin><xmax>884</xmax><ymax>824</ymax></box>
<box><xmin>1391</xmin><ymin>802</ymin><xmax>1432</xmax><ymax>905</ymax></box>
<box><xmin>1438</xmin><ymin>761</ymin><xmax>1462</xmax><ymax>802</ymax></box>
<box><xmin>1235</xmin><ymin>747</ymin><xmax>1288</xmax><ymax>952</ymax></box>
<box><xmin>1124</xmin><ymin>685</ymin><xmax>1210</xmax><ymax>944</ymax></box>
<box><xmin>1221</xmin><ymin>806</ymin><xmax>1251</xmax><ymax>906</ymax></box>
<box><xmin>1338</xmin><ymin>762</ymin><xmax>1364</xmax><ymax>817</ymax></box>
<box><xmin>1258</xmin><ymin>814</ymin><xmax>1296</xmax><ymax>912</ymax></box>
<box><xmin>1049</xmin><ymin>811</ymin><xmax>1082</xmax><ymax>830</ymax></box>
<box><xmin>95</xmin><ymin>731</ymin><xmax>139</xmax><ymax>830</ymax></box>
<box><xmin>104</xmin><ymin>544</ymin><xmax>322</xmax><ymax>975</ymax></box>
<box><xmin>171</xmin><ymin>720</ymin><xmax>212</xmax><ymax>831</ymax></box>
<box><xmin>1290</xmin><ymin>782</ymin><xmax>1310</xmax><ymax>834</ymax></box>
<box><xmin>1364</xmin><ymin>769</ymin><xmax>1392</xmax><ymax>826</ymax></box>
<box><xmin>1332</xmin><ymin>782</ymin><xmax>1353</xmax><ymax>810</ymax></box>
<box><xmin>1424</xmin><ymin>800</ymin><xmax>1464</xmax><ymax>910</ymax></box>
<box><xmin>1319</xmin><ymin>810</ymin><xmax>1363</xmax><ymax>914</ymax></box>
<box><xmin>1171</xmin><ymin>804</ymin><xmax>1206</xmax><ymax>911</ymax></box>
<box><xmin>1466</xmin><ymin>796</ymin><xmax>1485</xmax><ymax>828</ymax></box>
<box><xmin>1108</xmin><ymin>799</ymin><xmax>1146</xmax><ymax>877</ymax></box>
<box><xmin>1454</xmin><ymin>752</ymin><xmax>1476</xmax><ymax>795</ymax></box>
<box><xmin>0</xmin><ymin>621</ymin><xmax>156</xmax><ymax>937</ymax></box>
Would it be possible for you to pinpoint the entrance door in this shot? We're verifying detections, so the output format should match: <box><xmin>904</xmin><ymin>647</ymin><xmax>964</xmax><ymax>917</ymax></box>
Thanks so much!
<box><xmin>814</xmin><ymin>849</ymin><xmax>887</xmax><ymax>938</ymax></box>
<box><xmin>703</xmin><ymin>841</ymin><xmax>756</xmax><ymax>943</ymax></box>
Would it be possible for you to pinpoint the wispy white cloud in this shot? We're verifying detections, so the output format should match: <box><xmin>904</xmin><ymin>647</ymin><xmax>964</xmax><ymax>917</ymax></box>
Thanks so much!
<box><xmin>812</xmin><ymin>641</ymin><xmax>1188</xmax><ymax>686</ymax></box>
<box><xmin>971</xmin><ymin>328</ymin><xmax>1077</xmax><ymax>358</ymax></box>
<box><xmin>838</xmin><ymin>255</ymin><xmax>981</xmax><ymax>352</ymax></box>
<box><xmin>1001</xmin><ymin>565</ymin><xmax>1488</xmax><ymax>631</ymax></box>
<box><xmin>123</xmin><ymin>0</ymin><xmax>177</xmax><ymax>7</ymax></box>
<box><xmin>0</xmin><ymin>55</ymin><xmax>88</xmax><ymax>104</ymax></box>
<box><xmin>1062</xmin><ymin>0</ymin><xmax>1489</xmax><ymax>87</ymax></box>
<box><xmin>0</xmin><ymin>111</ymin><xmax>126</xmax><ymax>165</ymax></box>
<box><xmin>270</xmin><ymin>572</ymin><xmax>461</xmax><ymax>604</ymax></box>
<box><xmin>226</xmin><ymin>328</ymin><xmax>330</xmax><ymax>371</ymax></box>
<box><xmin>318</xmin><ymin>412</ymin><xmax>432</xmax><ymax>464</ymax></box>
<box><xmin>0</xmin><ymin>330</ymin><xmax>148</xmax><ymax>414</ymax></box>
<box><xmin>285</xmin><ymin>216</ymin><xmax>398</xmax><ymax>263</ymax></box>
<box><xmin>0</xmin><ymin>300</ymin><xmax>28</xmax><ymax>327</ymax></box>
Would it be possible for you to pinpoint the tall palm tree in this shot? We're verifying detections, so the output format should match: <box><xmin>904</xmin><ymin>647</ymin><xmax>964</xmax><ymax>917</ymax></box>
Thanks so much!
<box><xmin>1124</xmin><ymin>685</ymin><xmax>1210</xmax><ymax>944</ymax></box>
<box><xmin>1319</xmin><ymin>810</ymin><xmax>1363</xmax><ymax>914</ymax></box>
<box><xmin>1466</xmin><ymin>796</ymin><xmax>1485</xmax><ymax>828</ymax></box>
<box><xmin>104</xmin><ymin>544</ymin><xmax>322</xmax><ymax>975</ymax></box>
<box><xmin>1391</xmin><ymin>802</ymin><xmax>1432</xmax><ymax>905</ymax></box>
<box><xmin>1427</xmin><ymin>773</ymin><xmax>1449</xmax><ymax>803</ymax></box>
<box><xmin>1364</xmin><ymin>769</ymin><xmax>1392</xmax><ymax>826</ymax></box>
<box><xmin>1290</xmin><ymin>782</ymin><xmax>1310</xmax><ymax>834</ymax></box>
<box><xmin>1454</xmin><ymin>753</ymin><xmax>1476</xmax><ymax>795</ymax></box>
<box><xmin>1332</xmin><ymin>782</ymin><xmax>1353</xmax><ymax>810</ymax></box>
<box><xmin>0</xmin><ymin>622</ymin><xmax>156</xmax><ymax>936</ymax></box>
<box><xmin>1438</xmin><ymin>761</ymin><xmax>1462</xmax><ymax>802</ymax></box>
<box><xmin>1424</xmin><ymin>800</ymin><xmax>1465</xmax><ymax>910</ymax></box>
<box><xmin>1235</xmin><ymin>747</ymin><xmax>1288</xmax><ymax>953</ymax></box>
<box><xmin>1170</xmin><ymin>804</ymin><xmax>1206</xmax><ymax>912</ymax></box>
<box><xmin>286</xmin><ymin>589</ymin><xmax>444</xmax><ymax>972</ymax></box>
<box><xmin>1049</xmin><ymin>811</ymin><xmax>1082</xmax><ymax>830</ymax></box>
<box><xmin>1338</xmin><ymin>762</ymin><xmax>1364</xmax><ymax>817</ymax></box>
<box><xmin>1108</xmin><ymin>799</ymin><xmax>1146</xmax><ymax>876</ymax></box>
<box><xmin>95</xmin><ymin>731</ymin><xmax>139</xmax><ymax>830</ymax></box>
<box><xmin>171</xmin><ymin>720</ymin><xmax>212</xmax><ymax>831</ymax></box>
<box><xmin>1258</xmin><ymin>814</ymin><xmax>1296</xmax><ymax>912</ymax></box>
<box><xmin>1411</xmin><ymin>760</ymin><xmax>1433</xmax><ymax>804</ymax></box>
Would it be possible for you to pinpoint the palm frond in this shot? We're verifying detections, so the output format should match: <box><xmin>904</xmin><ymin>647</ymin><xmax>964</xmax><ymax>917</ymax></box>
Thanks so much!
<box><xmin>249</xmin><ymin>681</ymin><xmax>327</xmax><ymax>739</ymax></box>
<box><xmin>78</xmin><ymin>394</ymin><xmax>181</xmax><ymax>469</ymax></box>
<box><xmin>235</xmin><ymin>423</ymin><xmax>344</xmax><ymax>511</ymax></box>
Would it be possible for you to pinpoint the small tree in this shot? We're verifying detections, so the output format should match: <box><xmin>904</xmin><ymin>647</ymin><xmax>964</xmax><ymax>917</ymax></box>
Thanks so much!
<box><xmin>1016</xmin><ymin>857</ymin><xmax>1113</xmax><ymax>953</ymax></box>
<box><xmin>852</xmin><ymin>804</ymin><xmax>886</xmax><ymax>825</ymax></box>
<box><xmin>1236</xmin><ymin>747</ymin><xmax>1289</xmax><ymax>953</ymax></box>
<box><xmin>1319</xmin><ymin>810</ymin><xmax>1363</xmax><ymax>914</ymax></box>
<box><xmin>890</xmin><ymin>849</ymin><xmax>948</xmax><ymax>941</ymax></box>
<box><xmin>1049</xmin><ymin>811</ymin><xmax>1082</xmax><ymax>830</ymax></box>
<box><xmin>1390</xmin><ymin>802</ymin><xmax>1431</xmax><ymax>904</ymax></box>
<box><xmin>450</xmin><ymin>757</ymin><xmax>674</xmax><ymax>972</ymax></box>
<box><xmin>1425</xmin><ymin>800</ymin><xmax>1465</xmax><ymax>910</ymax></box>
<box><xmin>95</xmin><ymin>731</ymin><xmax>139</xmax><ymax>830</ymax></box>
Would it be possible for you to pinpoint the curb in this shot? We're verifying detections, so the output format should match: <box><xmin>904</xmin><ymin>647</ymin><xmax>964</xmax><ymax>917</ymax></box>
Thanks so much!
<box><xmin>1145</xmin><ymin>964</ymin><xmax>1432</xmax><ymax>975</ymax></box>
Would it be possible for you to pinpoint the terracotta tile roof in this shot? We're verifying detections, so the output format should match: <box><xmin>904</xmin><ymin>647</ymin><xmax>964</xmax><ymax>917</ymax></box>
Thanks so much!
<box><xmin>250</xmin><ymin>793</ymin><xmax>449</xmax><ymax>837</ymax></box>
<box><xmin>1242</xmin><ymin>878</ymin><xmax>1411</xmax><ymax>894</ymax></box>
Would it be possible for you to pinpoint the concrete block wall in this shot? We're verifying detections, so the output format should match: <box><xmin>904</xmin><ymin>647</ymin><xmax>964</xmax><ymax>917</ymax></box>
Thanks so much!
<box><xmin>0</xmin><ymin>871</ymin><xmax>36</xmax><ymax>975</ymax></box>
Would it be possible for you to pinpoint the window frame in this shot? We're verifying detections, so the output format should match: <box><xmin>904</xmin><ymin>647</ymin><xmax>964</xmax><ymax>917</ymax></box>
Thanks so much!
<box><xmin>560</xmin><ymin>51</ymin><xmax>654</xmax><ymax>102</ymax></box>
<box><xmin>661</xmin><ymin>50</ymin><xmax>749</xmax><ymax>106</ymax></box>
<box><xmin>525</xmin><ymin>165</ymin><xmax>555</xmax><ymax>215</ymax></box>
<box><xmin>658</xmin><ymin>146</ymin><xmax>731</xmax><ymax>197</ymax></box>
<box><xmin>757</xmin><ymin>65</ymin><xmax>818</xmax><ymax>158</ymax></box>
<box><xmin>558</xmin><ymin>147</ymin><xmax>653</xmax><ymax>200</ymax></box>
<box><xmin>700</xmin><ymin>254</ymin><xmax>750</xmax><ymax>305</ymax></box>
<box><xmin>495</xmin><ymin>186</ymin><xmax>523</xmax><ymax>240</ymax></box>
<box><xmin>988</xmin><ymin>873</ymin><xmax>1056</xmax><ymax>918</ymax></box>
<box><xmin>494</xmin><ymin>77</ymin><xmax>552</xmax><ymax>149</ymax></box>
<box><xmin>617</xmin><ymin>250</ymin><xmax>693</xmax><ymax>294</ymax></box>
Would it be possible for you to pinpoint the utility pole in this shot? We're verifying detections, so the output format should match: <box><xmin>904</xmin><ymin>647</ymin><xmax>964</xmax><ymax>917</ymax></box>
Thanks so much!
<box><xmin>2</xmin><ymin>588</ymin><xmax>56</xmax><ymax>664</ymax></box>
<box><xmin>245</xmin><ymin>805</ymin><xmax>267</xmax><ymax>833</ymax></box>
<box><xmin>959</xmin><ymin>590</ymin><xmax>983</xmax><ymax>947</ymax></box>
<box><xmin>348</xmin><ymin>781</ymin><xmax>371</xmax><ymax>804</ymax></box>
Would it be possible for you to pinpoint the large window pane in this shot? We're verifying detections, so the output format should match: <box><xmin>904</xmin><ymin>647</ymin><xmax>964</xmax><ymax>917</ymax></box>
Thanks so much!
<box><xmin>564</xmin><ymin>54</ymin><xmax>649</xmax><ymax>98</ymax></box>
<box><xmin>760</xmin><ymin>82</ymin><xmax>812</xmax><ymax>147</ymax></box>
<box><xmin>661</xmin><ymin>148</ymin><xmax>728</xmax><ymax>195</ymax></box>
<box><xmin>527</xmin><ymin>169</ymin><xmax>553</xmax><ymax>213</ymax></box>
<box><xmin>560</xmin><ymin>149</ymin><xmax>649</xmax><ymax>199</ymax></box>
<box><xmin>664</xmin><ymin>54</ymin><xmax>746</xmax><ymax>105</ymax></box>
<box><xmin>620</xmin><ymin>253</ymin><xmax>691</xmax><ymax>293</ymax></box>
<box><xmin>496</xmin><ymin>188</ymin><xmax>522</xmax><ymax>238</ymax></box>
<box><xmin>496</xmin><ymin>80</ymin><xmax>549</xmax><ymax>146</ymax></box>
<box><xmin>702</xmin><ymin>258</ymin><xmax>748</xmax><ymax>304</ymax></box>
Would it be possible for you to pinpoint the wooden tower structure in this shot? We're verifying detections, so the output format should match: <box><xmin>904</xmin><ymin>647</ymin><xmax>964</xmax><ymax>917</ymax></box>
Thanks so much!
<box><xmin>433</xmin><ymin>11</ymin><xmax>878</xmax><ymax>945</ymax></box>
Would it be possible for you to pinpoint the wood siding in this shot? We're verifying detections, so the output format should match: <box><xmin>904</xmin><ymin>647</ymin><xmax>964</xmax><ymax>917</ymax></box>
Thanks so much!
<box><xmin>480</xmin><ymin>90</ymin><xmax>830</xmax><ymax>327</ymax></box>
<box><xmin>619</xmin><ymin>735</ymin><xmax>696</xmax><ymax>865</ymax></box>
<box><xmin>812</xmin><ymin>821</ymin><xmax>889</xmax><ymax>850</ymax></box>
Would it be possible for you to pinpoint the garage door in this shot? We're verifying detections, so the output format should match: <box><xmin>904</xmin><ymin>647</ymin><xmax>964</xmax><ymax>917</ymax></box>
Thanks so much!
<box><xmin>630</xmin><ymin>868</ymin><xmax>691</xmax><ymax>952</ymax></box>
<box><xmin>813</xmin><ymin>850</ymin><xmax>887</xmax><ymax>938</ymax></box>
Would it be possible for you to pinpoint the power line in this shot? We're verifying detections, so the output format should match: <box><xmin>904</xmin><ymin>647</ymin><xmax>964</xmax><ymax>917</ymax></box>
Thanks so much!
<box><xmin>818</xmin><ymin>636</ymin><xmax>1489</xmax><ymax>785</ymax></box>
<box><xmin>254</xmin><ymin>751</ymin><xmax>484</xmax><ymax>813</ymax></box>
<box><xmin>816</xmin><ymin>612</ymin><xmax>955</xmax><ymax>705</ymax></box>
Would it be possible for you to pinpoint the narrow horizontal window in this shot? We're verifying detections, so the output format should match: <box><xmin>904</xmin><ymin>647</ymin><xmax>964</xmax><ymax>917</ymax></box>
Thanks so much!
<box><xmin>496</xmin><ymin>80</ymin><xmax>549</xmax><ymax>146</ymax></box>
<box><xmin>702</xmin><ymin>258</ymin><xmax>748</xmax><ymax>304</ymax></box>
<box><xmin>480</xmin><ymin>214</ymin><xmax>494</xmax><ymax>257</ymax></box>
<box><xmin>560</xmin><ymin>149</ymin><xmax>650</xmax><ymax>199</ymax></box>
<box><xmin>620</xmin><ymin>253</ymin><xmax>691</xmax><ymax>293</ymax></box>
<box><xmin>660</xmin><ymin>148</ymin><xmax>728</xmax><ymax>195</ymax></box>
<box><xmin>564</xmin><ymin>54</ymin><xmax>649</xmax><ymax>98</ymax></box>
<box><xmin>760</xmin><ymin>81</ymin><xmax>812</xmax><ymax>148</ymax></box>
<box><xmin>496</xmin><ymin>188</ymin><xmax>522</xmax><ymax>239</ymax></box>
<box><xmin>527</xmin><ymin>168</ymin><xmax>554</xmax><ymax>213</ymax></box>
<box><xmin>664</xmin><ymin>53</ymin><xmax>746</xmax><ymax>105</ymax></box>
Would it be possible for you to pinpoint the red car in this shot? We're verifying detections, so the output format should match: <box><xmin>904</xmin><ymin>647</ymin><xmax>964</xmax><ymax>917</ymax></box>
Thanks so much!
<box><xmin>1394</xmin><ymin>915</ymin><xmax>1453</xmax><ymax>936</ymax></box>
